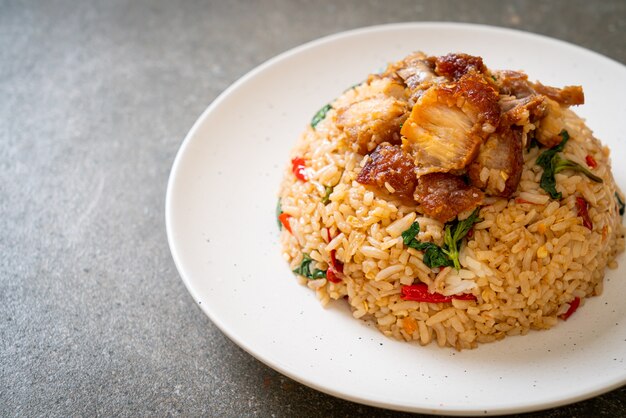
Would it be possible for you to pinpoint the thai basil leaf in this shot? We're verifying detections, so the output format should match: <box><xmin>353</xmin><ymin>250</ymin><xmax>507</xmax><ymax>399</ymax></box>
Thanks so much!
<box><xmin>537</xmin><ymin>130</ymin><xmax>570</xmax><ymax>168</ymax></box>
<box><xmin>311</xmin><ymin>104</ymin><xmax>332</xmax><ymax>129</ymax></box>
<box><xmin>293</xmin><ymin>253</ymin><xmax>326</xmax><ymax>279</ymax></box>
<box><xmin>276</xmin><ymin>199</ymin><xmax>283</xmax><ymax>229</ymax></box>
<box><xmin>420</xmin><ymin>242</ymin><xmax>453</xmax><ymax>269</ymax></box>
<box><xmin>537</xmin><ymin>130</ymin><xmax>602</xmax><ymax>200</ymax></box>
<box><xmin>552</xmin><ymin>154</ymin><xmax>603</xmax><ymax>183</ymax></box>
<box><xmin>401</xmin><ymin>221</ymin><xmax>420</xmax><ymax>246</ymax></box>
<box><xmin>400</xmin><ymin>209</ymin><xmax>481</xmax><ymax>270</ymax></box>
<box><xmin>442</xmin><ymin>208</ymin><xmax>482</xmax><ymax>270</ymax></box>
<box><xmin>539</xmin><ymin>159</ymin><xmax>562</xmax><ymax>199</ymax></box>
<box><xmin>322</xmin><ymin>186</ymin><xmax>333</xmax><ymax>205</ymax></box>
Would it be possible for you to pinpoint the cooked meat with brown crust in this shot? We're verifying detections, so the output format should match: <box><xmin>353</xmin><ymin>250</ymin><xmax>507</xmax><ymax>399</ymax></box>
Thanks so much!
<box><xmin>336</xmin><ymin>95</ymin><xmax>409</xmax><ymax>154</ymax></box>
<box><xmin>349</xmin><ymin>52</ymin><xmax>585</xmax><ymax>204</ymax></box>
<box><xmin>438</xmin><ymin>73</ymin><xmax>501</xmax><ymax>128</ymax></box>
<box><xmin>414</xmin><ymin>173</ymin><xmax>484</xmax><ymax>223</ymax></box>
<box><xmin>400</xmin><ymin>72</ymin><xmax>500</xmax><ymax>175</ymax></box>
<box><xmin>380</xmin><ymin>52</ymin><xmax>425</xmax><ymax>83</ymax></box>
<box><xmin>493</xmin><ymin>70</ymin><xmax>535</xmax><ymax>98</ymax></box>
<box><xmin>379</xmin><ymin>52</ymin><xmax>440</xmax><ymax>105</ymax></box>
<box><xmin>499</xmin><ymin>94</ymin><xmax>547</xmax><ymax>127</ymax></box>
<box><xmin>356</xmin><ymin>143</ymin><xmax>417</xmax><ymax>197</ymax></box>
<box><xmin>435</xmin><ymin>53</ymin><xmax>487</xmax><ymax>80</ymax></box>
<box><xmin>531</xmin><ymin>82</ymin><xmax>584</xmax><ymax>106</ymax></box>
<box><xmin>395</xmin><ymin>52</ymin><xmax>437</xmax><ymax>90</ymax></box>
<box><xmin>535</xmin><ymin>98</ymin><xmax>568</xmax><ymax>148</ymax></box>
<box><xmin>468</xmin><ymin>129</ymin><xmax>524</xmax><ymax>197</ymax></box>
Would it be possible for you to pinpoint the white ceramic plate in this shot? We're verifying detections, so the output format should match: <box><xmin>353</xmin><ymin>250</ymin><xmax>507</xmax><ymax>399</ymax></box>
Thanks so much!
<box><xmin>166</xmin><ymin>23</ymin><xmax>626</xmax><ymax>415</ymax></box>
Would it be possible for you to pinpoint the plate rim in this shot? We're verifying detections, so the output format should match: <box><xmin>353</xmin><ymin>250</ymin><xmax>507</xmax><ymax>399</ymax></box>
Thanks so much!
<box><xmin>165</xmin><ymin>22</ymin><xmax>626</xmax><ymax>415</ymax></box>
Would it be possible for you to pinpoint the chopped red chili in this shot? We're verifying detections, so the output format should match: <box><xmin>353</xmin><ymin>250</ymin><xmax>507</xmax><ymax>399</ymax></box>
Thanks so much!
<box><xmin>325</xmin><ymin>228</ymin><xmax>344</xmax><ymax>281</ymax></box>
<box><xmin>326</xmin><ymin>266</ymin><xmax>342</xmax><ymax>283</ymax></box>
<box><xmin>585</xmin><ymin>155</ymin><xmax>598</xmax><ymax>169</ymax></box>
<box><xmin>291</xmin><ymin>157</ymin><xmax>308</xmax><ymax>181</ymax></box>
<box><xmin>278</xmin><ymin>212</ymin><xmax>293</xmax><ymax>233</ymax></box>
<box><xmin>559</xmin><ymin>297</ymin><xmax>581</xmax><ymax>320</ymax></box>
<box><xmin>329</xmin><ymin>249</ymin><xmax>343</xmax><ymax>273</ymax></box>
<box><xmin>401</xmin><ymin>283</ymin><xmax>477</xmax><ymax>303</ymax></box>
<box><xmin>575</xmin><ymin>197</ymin><xmax>593</xmax><ymax>230</ymax></box>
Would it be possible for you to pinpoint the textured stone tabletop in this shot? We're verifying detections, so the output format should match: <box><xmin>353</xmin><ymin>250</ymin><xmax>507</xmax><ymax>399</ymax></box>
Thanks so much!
<box><xmin>1</xmin><ymin>0</ymin><xmax>625</xmax><ymax>416</ymax></box>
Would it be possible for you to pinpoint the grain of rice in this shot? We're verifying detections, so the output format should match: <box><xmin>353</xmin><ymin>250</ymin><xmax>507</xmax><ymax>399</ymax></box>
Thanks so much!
<box><xmin>375</xmin><ymin>264</ymin><xmax>404</xmax><ymax>281</ymax></box>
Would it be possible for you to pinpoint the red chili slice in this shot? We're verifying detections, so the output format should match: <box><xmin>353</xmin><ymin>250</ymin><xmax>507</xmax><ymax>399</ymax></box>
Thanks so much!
<box><xmin>575</xmin><ymin>197</ymin><xmax>593</xmax><ymax>230</ymax></box>
<box><xmin>329</xmin><ymin>249</ymin><xmax>343</xmax><ymax>274</ymax></box>
<box><xmin>291</xmin><ymin>157</ymin><xmax>308</xmax><ymax>181</ymax></box>
<box><xmin>401</xmin><ymin>283</ymin><xmax>477</xmax><ymax>303</ymax></box>
<box><xmin>585</xmin><ymin>155</ymin><xmax>598</xmax><ymax>169</ymax></box>
<box><xmin>559</xmin><ymin>297</ymin><xmax>581</xmax><ymax>320</ymax></box>
<box><xmin>325</xmin><ymin>228</ymin><xmax>344</xmax><ymax>281</ymax></box>
<box><xmin>327</xmin><ymin>266</ymin><xmax>342</xmax><ymax>283</ymax></box>
<box><xmin>278</xmin><ymin>212</ymin><xmax>292</xmax><ymax>234</ymax></box>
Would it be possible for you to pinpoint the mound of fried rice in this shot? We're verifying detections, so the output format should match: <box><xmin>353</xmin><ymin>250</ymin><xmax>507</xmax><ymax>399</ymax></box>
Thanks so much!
<box><xmin>278</xmin><ymin>52</ymin><xmax>625</xmax><ymax>349</ymax></box>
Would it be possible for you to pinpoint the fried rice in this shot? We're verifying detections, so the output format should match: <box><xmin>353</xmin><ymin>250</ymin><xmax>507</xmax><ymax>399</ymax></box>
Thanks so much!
<box><xmin>277</xmin><ymin>52</ymin><xmax>625</xmax><ymax>349</ymax></box>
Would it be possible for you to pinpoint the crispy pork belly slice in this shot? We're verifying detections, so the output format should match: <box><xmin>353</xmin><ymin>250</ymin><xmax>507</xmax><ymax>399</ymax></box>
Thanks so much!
<box><xmin>393</xmin><ymin>52</ymin><xmax>437</xmax><ymax>90</ymax></box>
<box><xmin>401</xmin><ymin>73</ymin><xmax>500</xmax><ymax>175</ymax></box>
<box><xmin>435</xmin><ymin>53</ymin><xmax>487</xmax><ymax>80</ymax></box>
<box><xmin>492</xmin><ymin>70</ymin><xmax>584</xmax><ymax>106</ymax></box>
<box><xmin>531</xmin><ymin>82</ymin><xmax>584</xmax><ymax>106</ymax></box>
<box><xmin>366</xmin><ymin>77</ymin><xmax>408</xmax><ymax>100</ymax></box>
<box><xmin>381</xmin><ymin>51</ymin><xmax>436</xmax><ymax>88</ymax></box>
<box><xmin>468</xmin><ymin>129</ymin><xmax>524</xmax><ymax>197</ymax></box>
<box><xmin>499</xmin><ymin>94</ymin><xmax>547</xmax><ymax>126</ymax></box>
<box><xmin>336</xmin><ymin>95</ymin><xmax>409</xmax><ymax>154</ymax></box>
<box><xmin>356</xmin><ymin>143</ymin><xmax>417</xmax><ymax>197</ymax></box>
<box><xmin>414</xmin><ymin>173</ymin><xmax>484</xmax><ymax>223</ymax></box>
<box><xmin>493</xmin><ymin>70</ymin><xmax>535</xmax><ymax>98</ymax></box>
<box><xmin>380</xmin><ymin>51</ymin><xmax>441</xmax><ymax>105</ymax></box>
<box><xmin>535</xmin><ymin>98</ymin><xmax>568</xmax><ymax>148</ymax></box>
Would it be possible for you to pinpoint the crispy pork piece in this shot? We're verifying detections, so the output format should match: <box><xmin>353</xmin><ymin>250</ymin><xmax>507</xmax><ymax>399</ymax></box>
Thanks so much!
<box><xmin>414</xmin><ymin>173</ymin><xmax>484</xmax><ymax>223</ymax></box>
<box><xmin>494</xmin><ymin>70</ymin><xmax>584</xmax><ymax>106</ymax></box>
<box><xmin>468</xmin><ymin>129</ymin><xmax>524</xmax><ymax>197</ymax></box>
<box><xmin>379</xmin><ymin>51</ymin><xmax>440</xmax><ymax>105</ymax></box>
<box><xmin>365</xmin><ymin>77</ymin><xmax>408</xmax><ymax>100</ymax></box>
<box><xmin>535</xmin><ymin>98</ymin><xmax>568</xmax><ymax>148</ymax></box>
<box><xmin>336</xmin><ymin>95</ymin><xmax>409</xmax><ymax>154</ymax></box>
<box><xmin>499</xmin><ymin>94</ymin><xmax>547</xmax><ymax>127</ymax></box>
<box><xmin>393</xmin><ymin>52</ymin><xmax>437</xmax><ymax>90</ymax></box>
<box><xmin>493</xmin><ymin>70</ymin><xmax>535</xmax><ymax>98</ymax></box>
<box><xmin>531</xmin><ymin>82</ymin><xmax>584</xmax><ymax>106</ymax></box>
<box><xmin>356</xmin><ymin>143</ymin><xmax>417</xmax><ymax>197</ymax></box>
<box><xmin>435</xmin><ymin>53</ymin><xmax>487</xmax><ymax>80</ymax></box>
<box><xmin>400</xmin><ymin>72</ymin><xmax>500</xmax><ymax>175</ymax></box>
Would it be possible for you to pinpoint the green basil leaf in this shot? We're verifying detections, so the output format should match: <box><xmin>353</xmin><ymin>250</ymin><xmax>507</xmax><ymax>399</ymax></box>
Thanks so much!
<box><xmin>552</xmin><ymin>155</ymin><xmax>603</xmax><ymax>183</ymax></box>
<box><xmin>311</xmin><ymin>104</ymin><xmax>332</xmax><ymax>129</ymax></box>
<box><xmin>539</xmin><ymin>155</ymin><xmax>562</xmax><ymax>199</ymax></box>
<box><xmin>293</xmin><ymin>253</ymin><xmax>327</xmax><ymax>280</ymax></box>
<box><xmin>322</xmin><ymin>186</ymin><xmax>333</xmax><ymax>205</ymax></box>
<box><xmin>401</xmin><ymin>221</ymin><xmax>421</xmax><ymax>245</ymax></box>
<box><xmin>423</xmin><ymin>246</ymin><xmax>453</xmax><ymax>269</ymax></box>
<box><xmin>276</xmin><ymin>199</ymin><xmax>283</xmax><ymax>230</ymax></box>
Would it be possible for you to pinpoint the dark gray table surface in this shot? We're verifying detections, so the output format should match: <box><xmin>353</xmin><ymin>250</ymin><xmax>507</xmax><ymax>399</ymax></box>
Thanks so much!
<box><xmin>1</xmin><ymin>0</ymin><xmax>625</xmax><ymax>416</ymax></box>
